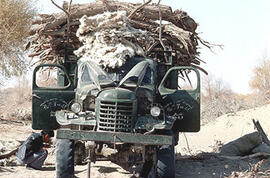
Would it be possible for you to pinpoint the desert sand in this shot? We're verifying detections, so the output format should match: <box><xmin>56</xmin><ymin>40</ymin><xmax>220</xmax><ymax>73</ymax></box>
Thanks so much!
<box><xmin>1</xmin><ymin>105</ymin><xmax>270</xmax><ymax>177</ymax></box>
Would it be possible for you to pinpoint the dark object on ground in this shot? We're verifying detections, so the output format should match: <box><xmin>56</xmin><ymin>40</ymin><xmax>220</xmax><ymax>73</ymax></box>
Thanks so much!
<box><xmin>252</xmin><ymin>143</ymin><xmax>270</xmax><ymax>154</ymax></box>
<box><xmin>220</xmin><ymin>132</ymin><xmax>262</xmax><ymax>156</ymax></box>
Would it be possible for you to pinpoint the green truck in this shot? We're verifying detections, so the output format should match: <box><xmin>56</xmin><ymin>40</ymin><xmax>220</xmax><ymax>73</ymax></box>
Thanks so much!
<box><xmin>32</xmin><ymin>51</ymin><xmax>200</xmax><ymax>177</ymax></box>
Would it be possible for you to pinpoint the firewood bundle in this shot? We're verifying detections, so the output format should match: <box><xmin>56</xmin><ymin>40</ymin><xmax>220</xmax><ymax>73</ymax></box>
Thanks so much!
<box><xmin>27</xmin><ymin>0</ymin><xmax>209</xmax><ymax>72</ymax></box>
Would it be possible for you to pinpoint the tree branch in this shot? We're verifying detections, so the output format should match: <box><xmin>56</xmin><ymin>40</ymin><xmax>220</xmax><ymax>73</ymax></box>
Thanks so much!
<box><xmin>252</xmin><ymin>119</ymin><xmax>270</xmax><ymax>147</ymax></box>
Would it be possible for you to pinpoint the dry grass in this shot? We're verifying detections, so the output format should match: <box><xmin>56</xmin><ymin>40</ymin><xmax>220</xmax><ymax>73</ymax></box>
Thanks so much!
<box><xmin>201</xmin><ymin>92</ymin><xmax>268</xmax><ymax>125</ymax></box>
<box><xmin>0</xmin><ymin>77</ymin><xmax>31</xmax><ymax>120</ymax></box>
<box><xmin>200</xmin><ymin>73</ymin><xmax>268</xmax><ymax>125</ymax></box>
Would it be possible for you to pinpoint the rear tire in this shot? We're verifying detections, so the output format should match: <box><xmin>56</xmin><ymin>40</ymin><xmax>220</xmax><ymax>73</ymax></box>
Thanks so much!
<box><xmin>56</xmin><ymin>139</ymin><xmax>74</xmax><ymax>178</ymax></box>
<box><xmin>74</xmin><ymin>141</ymin><xmax>86</xmax><ymax>165</ymax></box>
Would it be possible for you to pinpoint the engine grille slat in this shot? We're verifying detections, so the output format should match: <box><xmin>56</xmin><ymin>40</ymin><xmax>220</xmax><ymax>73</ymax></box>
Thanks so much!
<box><xmin>99</xmin><ymin>118</ymin><xmax>132</xmax><ymax>123</ymax></box>
<box><xmin>99</xmin><ymin>116</ymin><xmax>134</xmax><ymax>120</ymax></box>
<box><xmin>100</xmin><ymin>103</ymin><xmax>133</xmax><ymax>108</ymax></box>
<box><xmin>97</xmin><ymin>99</ymin><xmax>136</xmax><ymax>132</ymax></box>
<box><xmin>99</xmin><ymin>123</ymin><xmax>132</xmax><ymax>127</ymax></box>
<box><xmin>100</xmin><ymin>101</ymin><xmax>133</xmax><ymax>105</ymax></box>
<box><xmin>100</xmin><ymin>109</ymin><xmax>133</xmax><ymax>113</ymax></box>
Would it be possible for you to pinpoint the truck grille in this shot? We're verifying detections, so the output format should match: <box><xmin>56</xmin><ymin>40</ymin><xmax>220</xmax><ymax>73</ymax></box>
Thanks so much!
<box><xmin>97</xmin><ymin>101</ymin><xmax>136</xmax><ymax>132</ymax></box>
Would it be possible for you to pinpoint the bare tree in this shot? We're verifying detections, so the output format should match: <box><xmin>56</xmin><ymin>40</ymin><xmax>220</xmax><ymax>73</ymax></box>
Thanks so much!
<box><xmin>201</xmin><ymin>74</ymin><xmax>243</xmax><ymax>124</ymax></box>
<box><xmin>202</xmin><ymin>73</ymin><xmax>232</xmax><ymax>99</ymax></box>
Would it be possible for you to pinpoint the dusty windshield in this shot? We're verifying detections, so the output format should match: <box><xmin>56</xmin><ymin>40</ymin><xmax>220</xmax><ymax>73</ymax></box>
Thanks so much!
<box><xmin>79</xmin><ymin>60</ymin><xmax>152</xmax><ymax>89</ymax></box>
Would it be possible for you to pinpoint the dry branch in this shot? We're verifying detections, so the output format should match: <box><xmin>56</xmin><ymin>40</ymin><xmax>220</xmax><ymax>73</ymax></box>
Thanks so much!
<box><xmin>176</xmin><ymin>152</ymin><xmax>270</xmax><ymax>161</ymax></box>
<box><xmin>252</xmin><ymin>119</ymin><xmax>270</xmax><ymax>147</ymax></box>
<box><xmin>26</xmin><ymin>0</ymin><xmax>210</xmax><ymax>73</ymax></box>
<box><xmin>35</xmin><ymin>1</ymin><xmax>192</xmax><ymax>33</ymax></box>
<box><xmin>0</xmin><ymin>141</ymin><xmax>23</xmax><ymax>160</ymax></box>
<box><xmin>219</xmin><ymin>152</ymin><xmax>270</xmax><ymax>160</ymax></box>
<box><xmin>0</xmin><ymin>148</ymin><xmax>19</xmax><ymax>160</ymax></box>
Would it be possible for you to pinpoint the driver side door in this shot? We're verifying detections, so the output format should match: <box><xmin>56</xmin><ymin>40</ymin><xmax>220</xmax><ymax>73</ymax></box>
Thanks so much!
<box><xmin>158</xmin><ymin>66</ymin><xmax>200</xmax><ymax>132</ymax></box>
<box><xmin>32</xmin><ymin>64</ymin><xmax>75</xmax><ymax>130</ymax></box>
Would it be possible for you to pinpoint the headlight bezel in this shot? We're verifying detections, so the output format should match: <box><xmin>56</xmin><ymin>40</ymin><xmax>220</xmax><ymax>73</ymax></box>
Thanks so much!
<box><xmin>150</xmin><ymin>106</ymin><xmax>161</xmax><ymax>117</ymax></box>
<box><xmin>71</xmin><ymin>102</ymin><xmax>82</xmax><ymax>113</ymax></box>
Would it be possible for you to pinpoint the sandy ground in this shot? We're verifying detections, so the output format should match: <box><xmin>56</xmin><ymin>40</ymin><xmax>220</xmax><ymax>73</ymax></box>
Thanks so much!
<box><xmin>0</xmin><ymin>121</ymin><xmax>134</xmax><ymax>178</ymax></box>
<box><xmin>0</xmin><ymin>162</ymin><xmax>133</xmax><ymax>178</ymax></box>
<box><xmin>176</xmin><ymin>104</ymin><xmax>270</xmax><ymax>155</ymax></box>
<box><xmin>1</xmin><ymin>105</ymin><xmax>270</xmax><ymax>178</ymax></box>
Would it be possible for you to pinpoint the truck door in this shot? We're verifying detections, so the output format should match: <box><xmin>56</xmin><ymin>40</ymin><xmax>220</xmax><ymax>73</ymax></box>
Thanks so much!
<box><xmin>32</xmin><ymin>64</ymin><xmax>75</xmax><ymax>130</ymax></box>
<box><xmin>158</xmin><ymin>66</ymin><xmax>200</xmax><ymax>132</ymax></box>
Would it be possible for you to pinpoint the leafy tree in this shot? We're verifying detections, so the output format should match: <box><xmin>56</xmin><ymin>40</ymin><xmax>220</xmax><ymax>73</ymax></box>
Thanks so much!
<box><xmin>0</xmin><ymin>0</ymin><xmax>37</xmax><ymax>78</ymax></box>
<box><xmin>249</xmin><ymin>59</ymin><xmax>270</xmax><ymax>95</ymax></box>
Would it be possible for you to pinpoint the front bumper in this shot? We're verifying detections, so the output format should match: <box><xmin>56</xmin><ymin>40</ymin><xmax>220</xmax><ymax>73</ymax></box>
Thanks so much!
<box><xmin>56</xmin><ymin>129</ymin><xmax>173</xmax><ymax>145</ymax></box>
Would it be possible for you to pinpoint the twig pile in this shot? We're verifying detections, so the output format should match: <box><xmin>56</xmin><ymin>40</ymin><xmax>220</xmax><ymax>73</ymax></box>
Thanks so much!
<box><xmin>227</xmin><ymin>160</ymin><xmax>270</xmax><ymax>178</ymax></box>
<box><xmin>26</xmin><ymin>0</ymin><xmax>210</xmax><ymax>72</ymax></box>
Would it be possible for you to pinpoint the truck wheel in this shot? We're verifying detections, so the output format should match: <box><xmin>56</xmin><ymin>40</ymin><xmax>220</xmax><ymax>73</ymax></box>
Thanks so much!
<box><xmin>74</xmin><ymin>141</ymin><xmax>86</xmax><ymax>165</ymax></box>
<box><xmin>56</xmin><ymin>139</ymin><xmax>74</xmax><ymax>178</ymax></box>
<box><xmin>142</xmin><ymin>132</ymin><xmax>176</xmax><ymax>178</ymax></box>
<box><xmin>156</xmin><ymin>144</ymin><xmax>175</xmax><ymax>178</ymax></box>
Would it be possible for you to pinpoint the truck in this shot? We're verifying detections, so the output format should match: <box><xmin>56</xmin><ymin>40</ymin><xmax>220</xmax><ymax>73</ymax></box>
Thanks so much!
<box><xmin>32</xmin><ymin>48</ymin><xmax>200</xmax><ymax>177</ymax></box>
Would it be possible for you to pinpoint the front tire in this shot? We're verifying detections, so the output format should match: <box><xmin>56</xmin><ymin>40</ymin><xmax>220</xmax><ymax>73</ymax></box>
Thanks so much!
<box><xmin>156</xmin><ymin>144</ymin><xmax>175</xmax><ymax>178</ymax></box>
<box><xmin>142</xmin><ymin>130</ymin><xmax>176</xmax><ymax>178</ymax></box>
<box><xmin>56</xmin><ymin>139</ymin><xmax>74</xmax><ymax>178</ymax></box>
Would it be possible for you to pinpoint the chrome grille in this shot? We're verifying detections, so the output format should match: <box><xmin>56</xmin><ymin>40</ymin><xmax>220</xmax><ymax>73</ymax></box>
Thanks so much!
<box><xmin>97</xmin><ymin>101</ymin><xmax>135</xmax><ymax>132</ymax></box>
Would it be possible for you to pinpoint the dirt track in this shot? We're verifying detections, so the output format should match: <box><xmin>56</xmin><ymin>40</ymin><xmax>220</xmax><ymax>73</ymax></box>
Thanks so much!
<box><xmin>1</xmin><ymin>105</ymin><xmax>270</xmax><ymax>177</ymax></box>
<box><xmin>2</xmin><ymin>155</ymin><xmax>269</xmax><ymax>178</ymax></box>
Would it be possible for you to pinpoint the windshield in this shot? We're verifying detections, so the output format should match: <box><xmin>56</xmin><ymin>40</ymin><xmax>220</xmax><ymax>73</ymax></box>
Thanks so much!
<box><xmin>79</xmin><ymin>61</ymin><xmax>114</xmax><ymax>90</ymax></box>
<box><xmin>116</xmin><ymin>62</ymin><xmax>152</xmax><ymax>85</ymax></box>
<box><xmin>79</xmin><ymin>60</ymin><xmax>152</xmax><ymax>89</ymax></box>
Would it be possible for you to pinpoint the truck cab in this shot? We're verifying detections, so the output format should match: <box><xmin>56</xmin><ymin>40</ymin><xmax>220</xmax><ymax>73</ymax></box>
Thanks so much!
<box><xmin>32</xmin><ymin>54</ymin><xmax>200</xmax><ymax>176</ymax></box>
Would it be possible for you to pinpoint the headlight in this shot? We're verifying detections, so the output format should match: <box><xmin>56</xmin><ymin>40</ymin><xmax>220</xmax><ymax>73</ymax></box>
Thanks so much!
<box><xmin>150</xmin><ymin>106</ymin><xmax>161</xmax><ymax>117</ymax></box>
<box><xmin>71</xmin><ymin>103</ymin><xmax>81</xmax><ymax>113</ymax></box>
